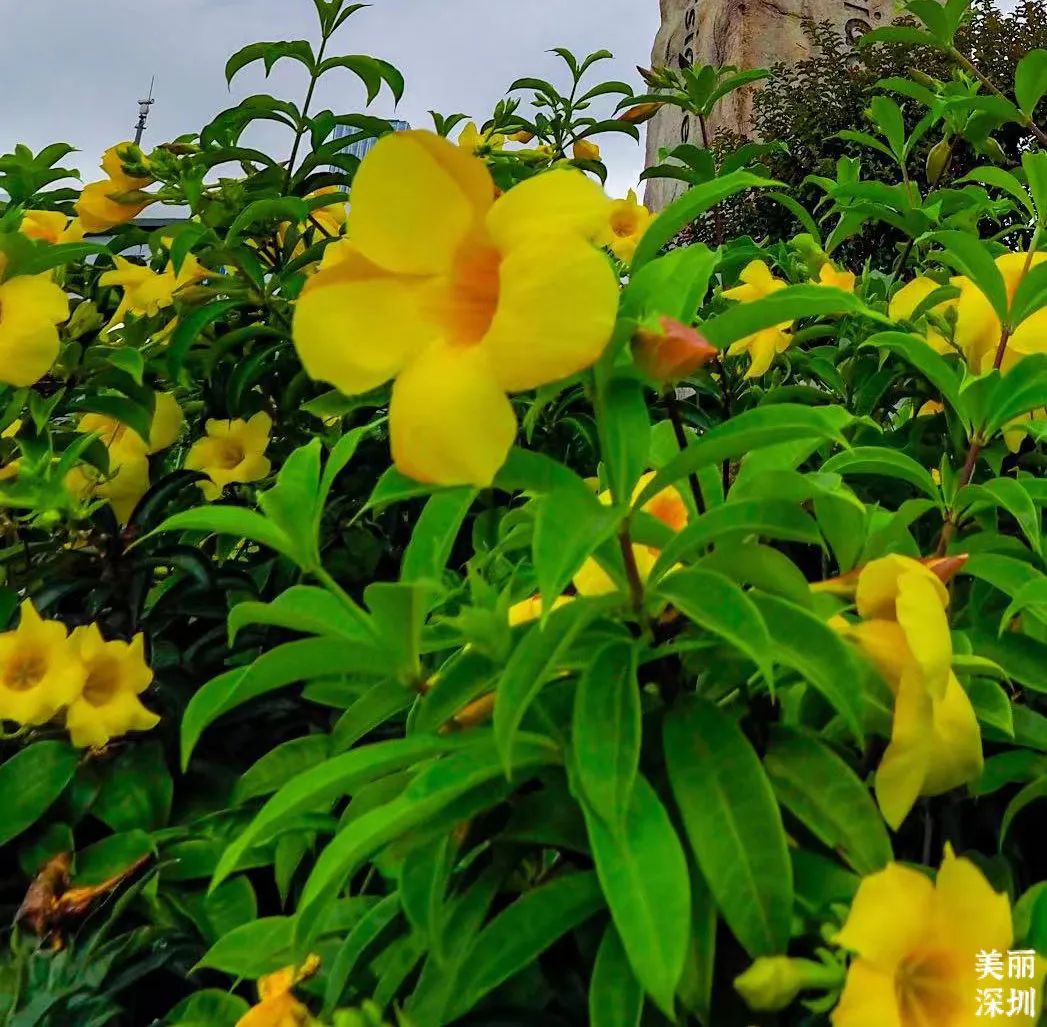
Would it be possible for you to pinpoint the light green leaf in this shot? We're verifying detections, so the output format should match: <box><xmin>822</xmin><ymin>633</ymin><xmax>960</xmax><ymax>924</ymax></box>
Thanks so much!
<box><xmin>0</xmin><ymin>742</ymin><xmax>78</xmax><ymax>847</ymax></box>
<box><xmin>589</xmin><ymin>924</ymin><xmax>644</xmax><ymax>1027</ymax></box>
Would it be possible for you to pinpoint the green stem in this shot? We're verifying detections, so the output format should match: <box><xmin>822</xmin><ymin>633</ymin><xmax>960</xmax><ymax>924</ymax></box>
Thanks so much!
<box><xmin>618</xmin><ymin>525</ymin><xmax>645</xmax><ymax>621</ymax></box>
<box><xmin>312</xmin><ymin>565</ymin><xmax>363</xmax><ymax>617</ymax></box>
<box><xmin>664</xmin><ymin>388</ymin><xmax>705</xmax><ymax>514</ymax></box>
<box><xmin>283</xmin><ymin>34</ymin><xmax>331</xmax><ymax>194</ymax></box>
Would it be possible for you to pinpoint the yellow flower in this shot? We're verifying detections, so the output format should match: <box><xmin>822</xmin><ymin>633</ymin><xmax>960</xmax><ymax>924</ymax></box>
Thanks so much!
<box><xmin>508</xmin><ymin>593</ymin><xmax>573</xmax><ymax>626</ymax></box>
<box><xmin>291</xmin><ymin>130</ymin><xmax>617</xmax><ymax>486</ymax></box>
<box><xmin>573</xmin><ymin>139</ymin><xmax>601</xmax><ymax>161</ymax></box>
<box><xmin>308</xmin><ymin>187</ymin><xmax>348</xmax><ymax>237</ymax></box>
<box><xmin>20</xmin><ymin>211</ymin><xmax>85</xmax><ymax>246</ymax></box>
<box><xmin>66</xmin><ymin>455</ymin><xmax>151</xmax><ymax>525</ymax></box>
<box><xmin>0</xmin><ymin>274</ymin><xmax>70</xmax><ymax>387</ymax></box>
<box><xmin>100</xmin><ymin>254</ymin><xmax>206</xmax><ymax>328</ymax></box>
<box><xmin>815</xmin><ymin>262</ymin><xmax>856</xmax><ymax>292</ymax></box>
<box><xmin>917</xmin><ymin>400</ymin><xmax>945</xmax><ymax>417</ymax></box>
<box><xmin>185</xmin><ymin>411</ymin><xmax>272</xmax><ymax>500</ymax></box>
<box><xmin>64</xmin><ymin>624</ymin><xmax>157</xmax><ymax>749</ymax></box>
<box><xmin>0</xmin><ymin>601</ymin><xmax>84</xmax><ymax>726</ymax></box>
<box><xmin>1003</xmin><ymin>409</ymin><xmax>1046</xmax><ymax>453</ymax></box>
<box><xmin>835</xmin><ymin>554</ymin><xmax>982</xmax><ymax>828</ymax></box>
<box><xmin>76</xmin><ymin>143</ymin><xmax>155</xmax><ymax>233</ymax></box>
<box><xmin>573</xmin><ymin>472</ymin><xmax>688</xmax><ymax>597</ymax></box>
<box><xmin>723</xmin><ymin>260</ymin><xmax>792</xmax><ymax>377</ymax></box>
<box><xmin>458</xmin><ymin>122</ymin><xmax>504</xmax><ymax>152</ymax></box>
<box><xmin>236</xmin><ymin>955</ymin><xmax>320</xmax><ymax>1027</ymax></box>
<box><xmin>889</xmin><ymin>276</ymin><xmax>954</xmax><ymax>355</ymax></box>
<box><xmin>952</xmin><ymin>251</ymin><xmax>1047</xmax><ymax>372</ymax></box>
<box><xmin>602</xmin><ymin>189</ymin><xmax>652</xmax><ymax>264</ymax></box>
<box><xmin>832</xmin><ymin>848</ymin><xmax>1041</xmax><ymax>1027</ymax></box>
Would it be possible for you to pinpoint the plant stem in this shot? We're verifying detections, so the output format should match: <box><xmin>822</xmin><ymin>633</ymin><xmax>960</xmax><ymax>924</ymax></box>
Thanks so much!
<box><xmin>664</xmin><ymin>388</ymin><xmax>705</xmax><ymax>514</ymax></box>
<box><xmin>618</xmin><ymin>525</ymin><xmax>645</xmax><ymax>620</ymax></box>
<box><xmin>312</xmin><ymin>565</ymin><xmax>364</xmax><ymax>618</ymax></box>
<box><xmin>284</xmin><ymin>34</ymin><xmax>331</xmax><ymax>194</ymax></box>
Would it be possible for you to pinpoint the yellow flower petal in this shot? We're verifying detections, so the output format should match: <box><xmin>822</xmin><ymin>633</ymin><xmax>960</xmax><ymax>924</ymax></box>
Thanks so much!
<box><xmin>895</xmin><ymin>570</ymin><xmax>952</xmax><ymax>700</ymax></box>
<box><xmin>486</xmin><ymin>170</ymin><xmax>611</xmax><ymax>250</ymax></box>
<box><xmin>390</xmin><ymin>341</ymin><xmax>516</xmax><ymax>486</ymax></box>
<box><xmin>855</xmin><ymin>554</ymin><xmax>948</xmax><ymax>622</ymax></box>
<box><xmin>0</xmin><ymin>276</ymin><xmax>68</xmax><ymax>387</ymax></box>
<box><xmin>847</xmin><ymin>619</ymin><xmax>909</xmax><ymax>689</ymax></box>
<box><xmin>348</xmin><ymin>130</ymin><xmax>492</xmax><ymax>276</ymax></box>
<box><xmin>817</xmin><ymin>263</ymin><xmax>856</xmax><ymax>292</ymax></box>
<box><xmin>830</xmin><ymin>959</ymin><xmax>901</xmax><ymax>1027</ymax></box>
<box><xmin>723</xmin><ymin>260</ymin><xmax>786</xmax><ymax>302</ymax></box>
<box><xmin>483</xmin><ymin>235</ymin><xmax>618</xmax><ymax>391</ymax></box>
<box><xmin>834</xmin><ymin>861</ymin><xmax>935</xmax><ymax>972</ymax></box>
<box><xmin>952</xmin><ymin>275</ymin><xmax>1000</xmax><ymax>372</ymax></box>
<box><xmin>922</xmin><ymin>672</ymin><xmax>983</xmax><ymax>796</ymax></box>
<box><xmin>931</xmin><ymin>846</ymin><xmax>1012</xmax><ymax>957</ymax></box>
<box><xmin>293</xmin><ymin>256</ymin><xmax>434</xmax><ymax>395</ymax></box>
<box><xmin>76</xmin><ymin>181</ymin><xmax>152</xmax><ymax>233</ymax></box>
<box><xmin>875</xmin><ymin>669</ymin><xmax>934</xmax><ymax>829</ymax></box>
<box><xmin>148</xmin><ymin>393</ymin><xmax>184</xmax><ymax>453</ymax></box>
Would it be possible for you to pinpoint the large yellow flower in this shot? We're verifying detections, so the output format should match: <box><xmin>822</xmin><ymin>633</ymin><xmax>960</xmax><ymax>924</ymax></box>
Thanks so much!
<box><xmin>291</xmin><ymin>130</ymin><xmax>618</xmax><ymax>486</ymax></box>
<box><xmin>76</xmin><ymin>143</ymin><xmax>155</xmax><ymax>233</ymax></box>
<box><xmin>0</xmin><ymin>274</ymin><xmax>69</xmax><ymax>387</ymax></box>
<box><xmin>0</xmin><ymin>601</ymin><xmax>84</xmax><ymax>726</ymax></box>
<box><xmin>66</xmin><ymin>456</ymin><xmax>151</xmax><ymax>525</ymax></box>
<box><xmin>65</xmin><ymin>624</ymin><xmax>158</xmax><ymax>749</ymax></box>
<box><xmin>457</xmin><ymin>122</ymin><xmax>505</xmax><ymax>152</ymax></box>
<box><xmin>833</xmin><ymin>848</ymin><xmax>1040</xmax><ymax>1027</ymax></box>
<box><xmin>573</xmin><ymin>471</ymin><xmax>688</xmax><ymax>596</ymax></box>
<box><xmin>723</xmin><ymin>259</ymin><xmax>792</xmax><ymax>377</ymax></box>
<box><xmin>834</xmin><ymin>554</ymin><xmax>982</xmax><ymax>829</ymax></box>
<box><xmin>185</xmin><ymin>411</ymin><xmax>272</xmax><ymax>500</ymax></box>
<box><xmin>815</xmin><ymin>261</ymin><xmax>856</xmax><ymax>292</ymax></box>
<box><xmin>20</xmin><ymin>211</ymin><xmax>85</xmax><ymax>246</ymax></box>
<box><xmin>236</xmin><ymin>955</ymin><xmax>319</xmax><ymax>1027</ymax></box>
<box><xmin>601</xmin><ymin>189</ymin><xmax>652</xmax><ymax>264</ymax></box>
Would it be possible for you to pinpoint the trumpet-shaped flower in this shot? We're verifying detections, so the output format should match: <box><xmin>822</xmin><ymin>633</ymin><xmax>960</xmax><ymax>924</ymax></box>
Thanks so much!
<box><xmin>833</xmin><ymin>554</ymin><xmax>982</xmax><ymax>828</ymax></box>
<box><xmin>723</xmin><ymin>260</ymin><xmax>792</xmax><ymax>377</ymax></box>
<box><xmin>65</xmin><ymin>624</ymin><xmax>158</xmax><ymax>749</ymax></box>
<box><xmin>100</xmin><ymin>254</ymin><xmax>206</xmax><ymax>328</ymax></box>
<box><xmin>0</xmin><ymin>602</ymin><xmax>84</xmax><ymax>726</ymax></box>
<box><xmin>0</xmin><ymin>274</ymin><xmax>70</xmax><ymax>387</ymax></box>
<box><xmin>458</xmin><ymin>122</ymin><xmax>505</xmax><ymax>152</ymax></box>
<box><xmin>236</xmin><ymin>955</ymin><xmax>320</xmax><ymax>1027</ymax></box>
<box><xmin>832</xmin><ymin>848</ymin><xmax>1040</xmax><ymax>1027</ymax></box>
<box><xmin>20</xmin><ymin>211</ymin><xmax>85</xmax><ymax>246</ymax></box>
<box><xmin>815</xmin><ymin>261</ymin><xmax>856</xmax><ymax>292</ymax></box>
<box><xmin>185</xmin><ymin>411</ymin><xmax>272</xmax><ymax>500</ymax></box>
<box><xmin>292</xmin><ymin>130</ymin><xmax>618</xmax><ymax>486</ymax></box>
<box><xmin>573</xmin><ymin>139</ymin><xmax>601</xmax><ymax>161</ymax></box>
<box><xmin>889</xmin><ymin>276</ymin><xmax>953</xmax><ymax>355</ymax></box>
<box><xmin>573</xmin><ymin>472</ymin><xmax>688</xmax><ymax>597</ymax></box>
<box><xmin>602</xmin><ymin>189</ymin><xmax>652</xmax><ymax>264</ymax></box>
<box><xmin>76</xmin><ymin>143</ymin><xmax>155</xmax><ymax>233</ymax></box>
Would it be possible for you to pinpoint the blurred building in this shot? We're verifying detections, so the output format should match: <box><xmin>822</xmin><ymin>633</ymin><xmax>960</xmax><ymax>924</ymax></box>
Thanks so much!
<box><xmin>330</xmin><ymin>119</ymin><xmax>409</xmax><ymax>172</ymax></box>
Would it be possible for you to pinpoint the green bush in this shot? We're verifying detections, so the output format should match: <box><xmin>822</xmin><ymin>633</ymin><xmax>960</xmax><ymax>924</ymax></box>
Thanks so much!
<box><xmin>1</xmin><ymin>0</ymin><xmax>1047</xmax><ymax>1025</ymax></box>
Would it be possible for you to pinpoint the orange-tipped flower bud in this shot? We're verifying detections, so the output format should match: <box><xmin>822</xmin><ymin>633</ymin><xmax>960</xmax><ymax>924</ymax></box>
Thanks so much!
<box><xmin>633</xmin><ymin>316</ymin><xmax>719</xmax><ymax>383</ymax></box>
<box><xmin>507</xmin><ymin>130</ymin><xmax>535</xmax><ymax>144</ymax></box>
<box><xmin>620</xmin><ymin>102</ymin><xmax>664</xmax><ymax>125</ymax></box>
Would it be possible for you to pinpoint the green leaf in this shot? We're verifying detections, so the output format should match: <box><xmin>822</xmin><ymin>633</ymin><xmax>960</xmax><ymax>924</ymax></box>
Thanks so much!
<box><xmin>324</xmin><ymin>894</ymin><xmax>402</xmax><ymax>1014</ymax></box>
<box><xmin>166</xmin><ymin>989</ymin><xmax>250</xmax><ymax>1027</ymax></box>
<box><xmin>1002</xmin><ymin>776</ymin><xmax>1047</xmax><ymax>845</ymax></box>
<box><xmin>621</xmin><ymin>243</ymin><xmax>719</xmax><ymax>324</ymax></box>
<box><xmin>651</xmin><ymin>498</ymin><xmax>823</xmax><ymax>579</ymax></box>
<box><xmin>225</xmin><ymin>197</ymin><xmax>309</xmax><ymax>244</ymax></box>
<box><xmin>697</xmin><ymin>542</ymin><xmax>814</xmax><ymax>607</ymax></box>
<box><xmin>596</xmin><ymin>375</ymin><xmax>651</xmax><ymax>506</ymax></box>
<box><xmin>149</xmin><ymin>505</ymin><xmax>295</xmax><ymax>562</ymax></box>
<box><xmin>964</xmin><ymin>678</ymin><xmax>1014</xmax><ymax>736</ymax></box>
<box><xmin>822</xmin><ymin>447</ymin><xmax>941</xmax><ymax>502</ymax></box>
<box><xmin>74</xmin><ymin>830</ymin><xmax>154</xmax><ymax>885</ymax></box>
<box><xmin>571</xmin><ymin>640</ymin><xmax>641</xmax><ymax>827</ymax></box>
<box><xmin>664</xmin><ymin>697</ymin><xmax>792</xmax><ymax>957</ymax></box>
<box><xmin>582</xmin><ymin>775</ymin><xmax>690</xmax><ymax>1015</ymax></box>
<box><xmin>632</xmin><ymin>172</ymin><xmax>777</xmax><ymax>271</ymax></box>
<box><xmin>228</xmin><ymin>585</ymin><xmax>375</xmax><ymax>644</ymax></box>
<box><xmin>168</xmin><ymin>300</ymin><xmax>246</xmax><ymax>378</ymax></box>
<box><xmin>533</xmin><ymin>478</ymin><xmax>620</xmax><ymax>608</ymax></box>
<box><xmin>296</xmin><ymin>736</ymin><xmax>560</xmax><ymax>948</ymax></box>
<box><xmin>764</xmin><ymin>729</ymin><xmax>891</xmax><ymax>875</ymax></box>
<box><xmin>332</xmin><ymin>680</ymin><xmax>412</xmax><ymax>753</ymax></box>
<box><xmin>195</xmin><ymin>917</ymin><xmax>294</xmax><ymax>977</ymax></box>
<box><xmin>971</xmin><ymin>632</ymin><xmax>1047</xmax><ymax>693</ymax></box>
<box><xmin>703</xmin><ymin>285</ymin><xmax>882</xmax><ymax>349</ymax></box>
<box><xmin>317</xmin><ymin>55</ymin><xmax>405</xmax><ymax>104</ymax></box>
<box><xmin>930</xmin><ymin>230</ymin><xmax>1009</xmax><ymax>323</ymax></box>
<box><xmin>494</xmin><ymin>598</ymin><xmax>606</xmax><ymax>774</ymax></box>
<box><xmin>652</xmin><ymin>568</ymin><xmax>774</xmax><ymax>690</ymax></box>
<box><xmin>1016</xmin><ymin>49</ymin><xmax>1047</xmax><ymax>118</ymax></box>
<box><xmin>959</xmin><ymin>478</ymin><xmax>1042</xmax><ymax>556</ymax></box>
<box><xmin>1024</xmin><ymin>151</ymin><xmax>1047</xmax><ymax>223</ymax></box>
<box><xmin>450</xmin><ymin>872</ymin><xmax>605</xmax><ymax>1017</ymax></box>
<box><xmin>215</xmin><ymin>735</ymin><xmax>473</xmax><ymax>888</ymax></box>
<box><xmin>92</xmin><ymin>742</ymin><xmax>172</xmax><ymax>832</ymax></box>
<box><xmin>225</xmin><ymin>40</ymin><xmax>315</xmax><ymax>84</ymax></box>
<box><xmin>364</xmin><ymin>581</ymin><xmax>431</xmax><ymax>684</ymax></box>
<box><xmin>985</xmin><ymin>353</ymin><xmax>1047</xmax><ymax>432</ymax></box>
<box><xmin>752</xmin><ymin>592</ymin><xmax>866</xmax><ymax>742</ymax></box>
<box><xmin>233</xmin><ymin>735</ymin><xmax>331</xmax><ymax>804</ymax></box>
<box><xmin>0</xmin><ymin>742</ymin><xmax>78</xmax><ymax>846</ymax></box>
<box><xmin>181</xmin><ymin>638</ymin><xmax>388</xmax><ymax>768</ymax></box>
<box><xmin>589</xmin><ymin>924</ymin><xmax>644</xmax><ymax>1027</ymax></box>
<box><xmin>862</xmin><ymin>331</ymin><xmax>964</xmax><ymax>420</ymax></box>
<box><xmin>635</xmin><ymin>404</ymin><xmax>852</xmax><ymax>508</ymax></box>
<box><xmin>401</xmin><ymin>488</ymin><xmax>477</xmax><ymax>584</ymax></box>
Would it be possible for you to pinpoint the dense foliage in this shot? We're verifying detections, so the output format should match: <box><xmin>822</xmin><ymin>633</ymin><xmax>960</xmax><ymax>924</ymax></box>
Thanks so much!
<box><xmin>1</xmin><ymin>0</ymin><xmax>1047</xmax><ymax>1024</ymax></box>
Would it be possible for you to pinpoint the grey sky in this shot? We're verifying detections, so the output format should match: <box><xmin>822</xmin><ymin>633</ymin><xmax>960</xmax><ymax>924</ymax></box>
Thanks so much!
<box><xmin>1</xmin><ymin>0</ymin><xmax>660</xmax><ymax>201</ymax></box>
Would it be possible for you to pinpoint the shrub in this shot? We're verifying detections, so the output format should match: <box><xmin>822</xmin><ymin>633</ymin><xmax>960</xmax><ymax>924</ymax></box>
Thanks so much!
<box><xmin>1</xmin><ymin>0</ymin><xmax>1047</xmax><ymax>1025</ymax></box>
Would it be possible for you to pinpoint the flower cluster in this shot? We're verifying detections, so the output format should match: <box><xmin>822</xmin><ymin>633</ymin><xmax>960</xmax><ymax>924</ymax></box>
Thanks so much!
<box><xmin>0</xmin><ymin>601</ymin><xmax>158</xmax><ymax>749</ymax></box>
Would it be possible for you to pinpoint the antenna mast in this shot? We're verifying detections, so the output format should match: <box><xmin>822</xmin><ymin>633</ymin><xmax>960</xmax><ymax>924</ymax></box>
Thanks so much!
<box><xmin>134</xmin><ymin>77</ymin><xmax>156</xmax><ymax>145</ymax></box>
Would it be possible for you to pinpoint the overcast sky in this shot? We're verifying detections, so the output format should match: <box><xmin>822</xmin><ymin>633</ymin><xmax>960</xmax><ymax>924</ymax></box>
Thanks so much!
<box><xmin>1</xmin><ymin>0</ymin><xmax>660</xmax><ymax>201</ymax></box>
